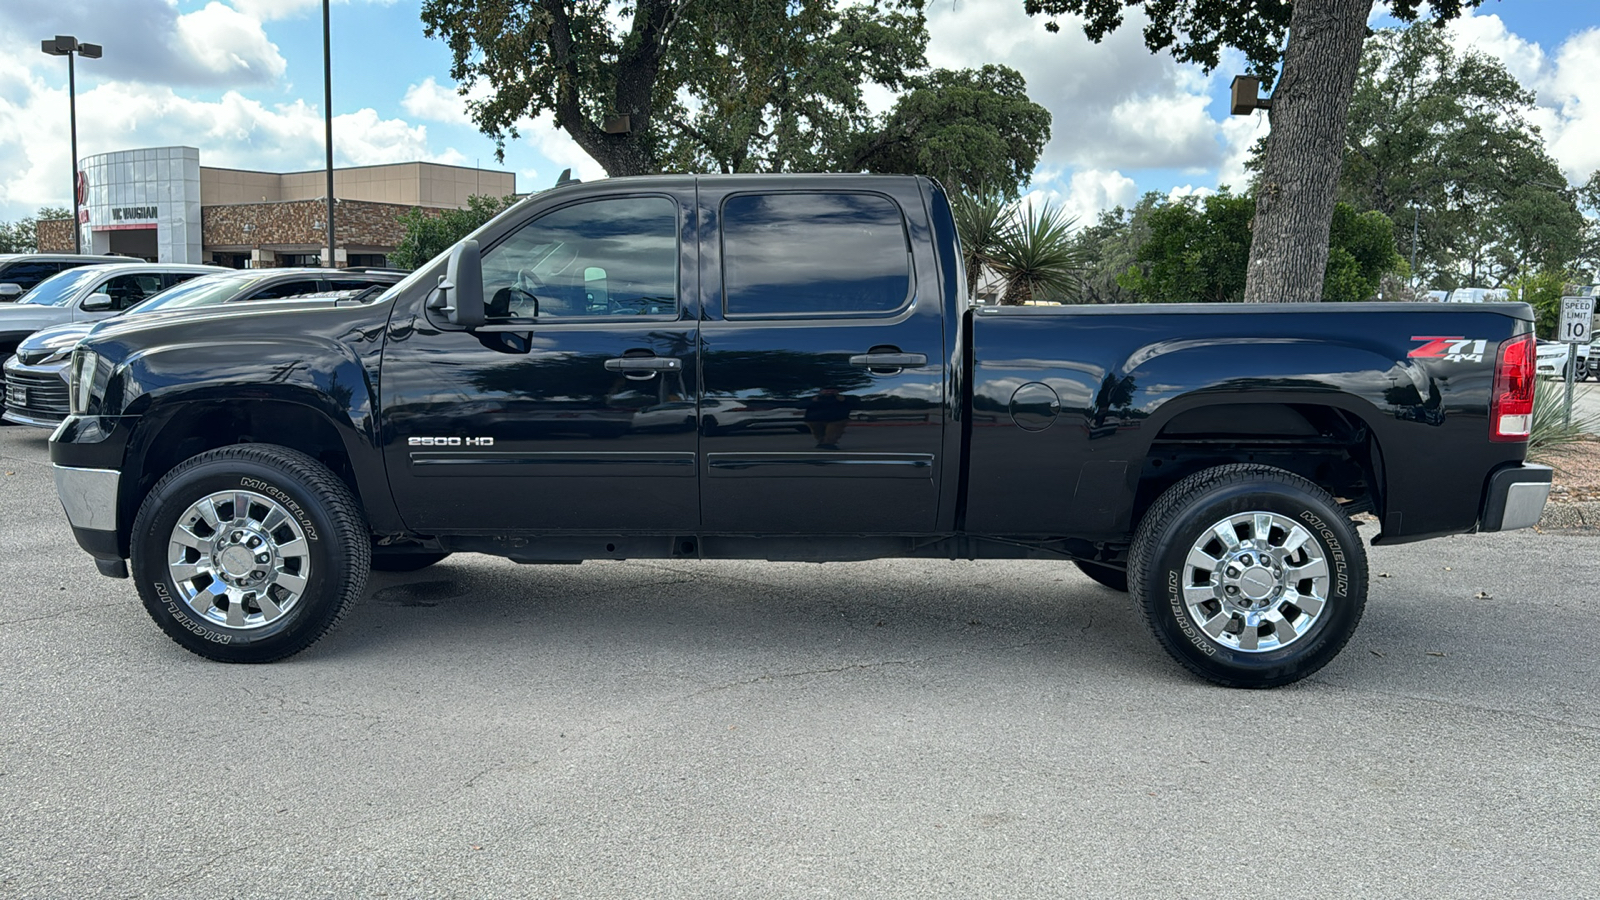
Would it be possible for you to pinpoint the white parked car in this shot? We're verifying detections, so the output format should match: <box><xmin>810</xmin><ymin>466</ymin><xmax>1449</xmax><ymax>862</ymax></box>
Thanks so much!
<box><xmin>1535</xmin><ymin>340</ymin><xmax>1592</xmax><ymax>380</ymax></box>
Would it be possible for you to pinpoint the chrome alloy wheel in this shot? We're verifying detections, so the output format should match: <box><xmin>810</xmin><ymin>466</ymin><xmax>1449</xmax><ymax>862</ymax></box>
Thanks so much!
<box><xmin>1180</xmin><ymin>511</ymin><xmax>1330</xmax><ymax>653</ymax></box>
<box><xmin>166</xmin><ymin>490</ymin><xmax>311</xmax><ymax>630</ymax></box>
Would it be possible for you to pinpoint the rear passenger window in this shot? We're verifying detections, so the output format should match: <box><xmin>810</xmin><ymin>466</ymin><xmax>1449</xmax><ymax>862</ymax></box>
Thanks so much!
<box><xmin>721</xmin><ymin>192</ymin><xmax>911</xmax><ymax>317</ymax></box>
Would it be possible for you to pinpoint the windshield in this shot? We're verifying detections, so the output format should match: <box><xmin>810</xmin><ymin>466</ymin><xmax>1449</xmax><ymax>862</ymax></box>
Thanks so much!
<box><xmin>17</xmin><ymin>267</ymin><xmax>103</xmax><ymax>306</ymax></box>
<box><xmin>130</xmin><ymin>273</ymin><xmax>268</xmax><ymax>313</ymax></box>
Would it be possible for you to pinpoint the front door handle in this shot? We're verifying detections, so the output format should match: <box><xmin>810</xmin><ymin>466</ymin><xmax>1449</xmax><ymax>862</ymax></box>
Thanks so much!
<box><xmin>605</xmin><ymin>356</ymin><xmax>682</xmax><ymax>379</ymax></box>
<box><xmin>849</xmin><ymin>352</ymin><xmax>927</xmax><ymax>369</ymax></box>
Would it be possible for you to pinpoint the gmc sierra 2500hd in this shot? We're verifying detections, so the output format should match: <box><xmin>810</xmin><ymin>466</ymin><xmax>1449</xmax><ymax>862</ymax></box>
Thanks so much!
<box><xmin>49</xmin><ymin>174</ymin><xmax>1550</xmax><ymax>687</ymax></box>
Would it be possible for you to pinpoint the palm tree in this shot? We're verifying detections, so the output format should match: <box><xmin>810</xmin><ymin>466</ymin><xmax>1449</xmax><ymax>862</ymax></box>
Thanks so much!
<box><xmin>991</xmin><ymin>202</ymin><xmax>1087</xmax><ymax>305</ymax></box>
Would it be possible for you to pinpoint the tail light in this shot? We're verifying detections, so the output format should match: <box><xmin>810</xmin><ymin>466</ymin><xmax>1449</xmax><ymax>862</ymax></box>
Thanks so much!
<box><xmin>1490</xmin><ymin>333</ymin><xmax>1535</xmax><ymax>442</ymax></box>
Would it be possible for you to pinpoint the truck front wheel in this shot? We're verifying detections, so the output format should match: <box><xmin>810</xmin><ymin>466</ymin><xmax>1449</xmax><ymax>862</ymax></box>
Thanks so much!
<box><xmin>1128</xmin><ymin>464</ymin><xmax>1367</xmax><ymax>688</ymax></box>
<box><xmin>130</xmin><ymin>444</ymin><xmax>371</xmax><ymax>663</ymax></box>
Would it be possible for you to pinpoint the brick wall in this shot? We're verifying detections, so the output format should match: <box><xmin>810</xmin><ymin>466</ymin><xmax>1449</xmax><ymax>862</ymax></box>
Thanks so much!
<box><xmin>35</xmin><ymin>219</ymin><xmax>74</xmax><ymax>253</ymax></box>
<box><xmin>202</xmin><ymin>199</ymin><xmax>440</xmax><ymax>249</ymax></box>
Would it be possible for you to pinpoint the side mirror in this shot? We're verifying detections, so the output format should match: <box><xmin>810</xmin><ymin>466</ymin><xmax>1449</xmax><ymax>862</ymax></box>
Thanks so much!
<box><xmin>80</xmin><ymin>293</ymin><xmax>113</xmax><ymax>312</ymax></box>
<box><xmin>0</xmin><ymin>283</ymin><xmax>22</xmax><ymax>300</ymax></box>
<box><xmin>429</xmin><ymin>240</ymin><xmax>484</xmax><ymax>327</ymax></box>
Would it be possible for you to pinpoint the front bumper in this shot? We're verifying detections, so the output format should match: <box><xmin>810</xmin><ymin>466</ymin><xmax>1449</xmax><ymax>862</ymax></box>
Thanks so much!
<box><xmin>2</xmin><ymin>355</ymin><xmax>71</xmax><ymax>427</ymax></box>
<box><xmin>1479</xmin><ymin>463</ymin><xmax>1553</xmax><ymax>532</ymax></box>
<box><xmin>53</xmin><ymin>464</ymin><xmax>128</xmax><ymax>577</ymax></box>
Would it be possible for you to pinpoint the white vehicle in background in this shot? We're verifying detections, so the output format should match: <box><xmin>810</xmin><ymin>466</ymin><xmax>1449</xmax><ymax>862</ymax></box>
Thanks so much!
<box><xmin>1445</xmin><ymin>287</ymin><xmax>1511</xmax><ymax>303</ymax></box>
<box><xmin>1535</xmin><ymin>340</ymin><xmax>1592</xmax><ymax>380</ymax></box>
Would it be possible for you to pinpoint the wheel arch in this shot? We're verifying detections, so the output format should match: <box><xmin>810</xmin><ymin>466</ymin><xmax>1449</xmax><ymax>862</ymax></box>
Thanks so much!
<box><xmin>117</xmin><ymin>396</ymin><xmax>397</xmax><ymax>556</ymax></box>
<box><xmin>1130</xmin><ymin>399</ymin><xmax>1388</xmax><ymax>535</ymax></box>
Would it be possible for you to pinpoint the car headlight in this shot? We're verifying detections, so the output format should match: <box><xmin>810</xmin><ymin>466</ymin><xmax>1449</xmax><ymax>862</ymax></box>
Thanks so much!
<box><xmin>69</xmin><ymin>349</ymin><xmax>100</xmax><ymax>416</ymax></box>
<box><xmin>40</xmin><ymin>346</ymin><xmax>75</xmax><ymax>365</ymax></box>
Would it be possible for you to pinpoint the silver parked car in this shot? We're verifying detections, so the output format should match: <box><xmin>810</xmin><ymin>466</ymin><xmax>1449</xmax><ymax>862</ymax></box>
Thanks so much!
<box><xmin>2</xmin><ymin>267</ymin><xmax>402</xmax><ymax>426</ymax></box>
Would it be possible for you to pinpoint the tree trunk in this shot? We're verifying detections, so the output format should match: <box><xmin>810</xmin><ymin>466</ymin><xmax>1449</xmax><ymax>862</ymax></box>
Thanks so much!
<box><xmin>1243</xmin><ymin>0</ymin><xmax>1374</xmax><ymax>304</ymax></box>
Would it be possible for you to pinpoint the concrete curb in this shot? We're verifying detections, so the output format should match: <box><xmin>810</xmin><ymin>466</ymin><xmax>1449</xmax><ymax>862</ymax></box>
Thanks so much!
<box><xmin>1539</xmin><ymin>500</ymin><xmax>1600</xmax><ymax>532</ymax></box>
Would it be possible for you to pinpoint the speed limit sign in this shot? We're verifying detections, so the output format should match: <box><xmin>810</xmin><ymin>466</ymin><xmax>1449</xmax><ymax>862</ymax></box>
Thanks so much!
<box><xmin>1560</xmin><ymin>296</ymin><xmax>1595</xmax><ymax>343</ymax></box>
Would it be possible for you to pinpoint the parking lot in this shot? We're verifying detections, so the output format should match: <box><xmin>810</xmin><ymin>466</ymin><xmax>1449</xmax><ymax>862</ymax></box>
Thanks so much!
<box><xmin>2</xmin><ymin>422</ymin><xmax>1598</xmax><ymax>898</ymax></box>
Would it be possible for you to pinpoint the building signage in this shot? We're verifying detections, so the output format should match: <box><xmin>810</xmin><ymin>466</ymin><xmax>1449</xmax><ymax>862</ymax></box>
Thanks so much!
<box><xmin>111</xmin><ymin>206</ymin><xmax>158</xmax><ymax>221</ymax></box>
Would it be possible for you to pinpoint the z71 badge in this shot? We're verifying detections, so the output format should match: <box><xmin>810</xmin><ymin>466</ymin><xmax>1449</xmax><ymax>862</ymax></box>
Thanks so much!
<box><xmin>1408</xmin><ymin>336</ymin><xmax>1487</xmax><ymax>363</ymax></box>
<box><xmin>408</xmin><ymin>436</ymin><xmax>494</xmax><ymax>446</ymax></box>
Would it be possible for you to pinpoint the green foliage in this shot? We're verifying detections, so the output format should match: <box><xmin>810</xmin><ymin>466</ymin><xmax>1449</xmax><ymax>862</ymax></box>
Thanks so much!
<box><xmin>852</xmin><ymin>65</ymin><xmax>1051</xmax><ymax>198</ymax></box>
<box><xmin>0</xmin><ymin>206</ymin><xmax>72</xmax><ymax>253</ymax></box>
<box><xmin>420</xmin><ymin>0</ymin><xmax>1049</xmax><ymax>197</ymax></box>
<box><xmin>949</xmin><ymin>191</ymin><xmax>1016</xmax><ymax>296</ymax></box>
<box><xmin>991</xmin><ymin>203</ymin><xmax>1086</xmax><ymax>304</ymax></box>
<box><xmin>1323</xmin><ymin>206</ymin><xmax>1402</xmax><ymax>302</ymax></box>
<box><xmin>1023</xmin><ymin>0</ymin><xmax>1479</xmax><ymax>86</ymax></box>
<box><xmin>389</xmin><ymin>195</ymin><xmax>517</xmax><ymax>272</ymax></box>
<box><xmin>1112</xmin><ymin>194</ymin><xmax>1403</xmax><ymax>303</ymax></box>
<box><xmin>1116</xmin><ymin>192</ymin><xmax>1254</xmax><ymax>303</ymax></box>
<box><xmin>1507</xmin><ymin>270</ymin><xmax>1570</xmax><ymax>340</ymax></box>
<box><xmin>1340</xmin><ymin>24</ymin><xmax>1583</xmax><ymax>288</ymax></box>
<box><xmin>950</xmin><ymin>190</ymin><xmax>1087</xmax><ymax>303</ymax></box>
<box><xmin>1069</xmin><ymin>194</ymin><xmax>1161</xmax><ymax>304</ymax></box>
<box><xmin>1528</xmin><ymin>383</ymin><xmax>1598</xmax><ymax>462</ymax></box>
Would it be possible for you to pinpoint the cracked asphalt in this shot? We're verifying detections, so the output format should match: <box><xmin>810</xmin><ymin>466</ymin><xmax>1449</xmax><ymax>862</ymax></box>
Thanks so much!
<box><xmin>2</xmin><ymin>423</ymin><xmax>1598</xmax><ymax>898</ymax></box>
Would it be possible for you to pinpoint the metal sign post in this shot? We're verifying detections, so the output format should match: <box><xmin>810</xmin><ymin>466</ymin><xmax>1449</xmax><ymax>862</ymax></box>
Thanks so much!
<box><xmin>1559</xmin><ymin>296</ymin><xmax>1595</xmax><ymax>427</ymax></box>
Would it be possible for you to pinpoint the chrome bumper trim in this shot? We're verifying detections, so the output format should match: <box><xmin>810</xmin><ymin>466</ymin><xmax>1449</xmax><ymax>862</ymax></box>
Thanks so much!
<box><xmin>1500</xmin><ymin>480</ymin><xmax>1551</xmax><ymax>531</ymax></box>
<box><xmin>52</xmin><ymin>465</ymin><xmax>120</xmax><ymax>532</ymax></box>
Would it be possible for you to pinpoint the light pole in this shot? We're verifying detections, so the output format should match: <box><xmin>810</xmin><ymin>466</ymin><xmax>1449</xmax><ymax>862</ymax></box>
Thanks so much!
<box><xmin>41</xmin><ymin>35</ymin><xmax>101</xmax><ymax>255</ymax></box>
<box><xmin>322</xmin><ymin>0</ymin><xmax>336</xmax><ymax>268</ymax></box>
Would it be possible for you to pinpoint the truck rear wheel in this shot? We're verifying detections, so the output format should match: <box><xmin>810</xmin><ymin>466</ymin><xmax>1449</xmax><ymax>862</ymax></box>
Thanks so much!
<box><xmin>1128</xmin><ymin>464</ymin><xmax>1367</xmax><ymax>688</ymax></box>
<box><xmin>130</xmin><ymin>444</ymin><xmax>370</xmax><ymax>663</ymax></box>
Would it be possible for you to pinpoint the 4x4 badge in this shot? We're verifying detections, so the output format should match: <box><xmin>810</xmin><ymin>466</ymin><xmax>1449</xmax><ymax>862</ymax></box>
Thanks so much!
<box><xmin>1409</xmin><ymin>336</ymin><xmax>1487</xmax><ymax>363</ymax></box>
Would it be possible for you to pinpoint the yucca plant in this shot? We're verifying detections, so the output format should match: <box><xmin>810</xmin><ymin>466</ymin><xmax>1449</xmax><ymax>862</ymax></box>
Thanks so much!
<box><xmin>1527</xmin><ymin>381</ymin><xmax>1598</xmax><ymax>462</ymax></box>
<box><xmin>990</xmin><ymin>202</ymin><xmax>1088</xmax><ymax>305</ymax></box>
<box><xmin>949</xmin><ymin>191</ymin><xmax>1016</xmax><ymax>297</ymax></box>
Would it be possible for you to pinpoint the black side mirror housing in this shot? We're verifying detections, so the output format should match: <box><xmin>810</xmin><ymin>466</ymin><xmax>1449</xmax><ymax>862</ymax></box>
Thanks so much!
<box><xmin>429</xmin><ymin>240</ymin><xmax>484</xmax><ymax>327</ymax></box>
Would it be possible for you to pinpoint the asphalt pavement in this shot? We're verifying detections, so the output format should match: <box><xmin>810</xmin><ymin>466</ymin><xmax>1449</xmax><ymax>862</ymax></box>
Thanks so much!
<box><xmin>1</xmin><ymin>423</ymin><xmax>1597</xmax><ymax>898</ymax></box>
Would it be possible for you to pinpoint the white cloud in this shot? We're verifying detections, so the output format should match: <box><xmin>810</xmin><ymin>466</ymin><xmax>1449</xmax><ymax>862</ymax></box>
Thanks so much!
<box><xmin>1541</xmin><ymin>28</ymin><xmax>1600</xmax><ymax>181</ymax></box>
<box><xmin>1023</xmin><ymin>169</ymin><xmax>1139</xmax><ymax>227</ymax></box>
<box><xmin>925</xmin><ymin>2</ymin><xmax>1230</xmax><ymax>173</ymax></box>
<box><xmin>0</xmin><ymin>0</ymin><xmax>285</xmax><ymax>87</ymax></box>
<box><xmin>1444</xmin><ymin>10</ymin><xmax>1548</xmax><ymax>88</ymax></box>
<box><xmin>514</xmin><ymin>113</ymin><xmax>609</xmax><ymax>184</ymax></box>
<box><xmin>402</xmin><ymin>76</ymin><xmax>493</xmax><ymax>127</ymax></box>
<box><xmin>175</xmin><ymin>2</ymin><xmax>287</xmax><ymax>84</ymax></box>
<box><xmin>0</xmin><ymin>70</ymin><xmax>472</xmax><ymax>214</ymax></box>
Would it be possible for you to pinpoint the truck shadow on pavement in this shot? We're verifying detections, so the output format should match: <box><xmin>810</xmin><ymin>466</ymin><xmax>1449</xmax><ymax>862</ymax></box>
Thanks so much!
<box><xmin>319</xmin><ymin>555</ymin><xmax>1174</xmax><ymax>684</ymax></box>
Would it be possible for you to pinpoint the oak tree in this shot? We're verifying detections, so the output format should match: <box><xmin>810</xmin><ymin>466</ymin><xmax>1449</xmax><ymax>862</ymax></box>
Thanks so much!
<box><xmin>1025</xmin><ymin>0</ymin><xmax>1485</xmax><ymax>302</ymax></box>
<box><xmin>422</xmin><ymin>0</ymin><xmax>1050</xmax><ymax>196</ymax></box>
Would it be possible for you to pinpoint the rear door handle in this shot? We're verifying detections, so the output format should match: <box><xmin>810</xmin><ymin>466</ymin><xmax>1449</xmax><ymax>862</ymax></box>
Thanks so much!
<box><xmin>605</xmin><ymin>356</ymin><xmax>682</xmax><ymax>379</ymax></box>
<box><xmin>849</xmin><ymin>352</ymin><xmax>927</xmax><ymax>369</ymax></box>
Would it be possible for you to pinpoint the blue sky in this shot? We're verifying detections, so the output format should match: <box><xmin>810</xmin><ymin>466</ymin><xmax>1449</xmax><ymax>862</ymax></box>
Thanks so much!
<box><xmin>1</xmin><ymin>0</ymin><xmax>1597</xmax><ymax>225</ymax></box>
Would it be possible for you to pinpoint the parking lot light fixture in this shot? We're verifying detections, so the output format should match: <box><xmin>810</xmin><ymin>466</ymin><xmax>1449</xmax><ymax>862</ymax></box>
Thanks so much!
<box><xmin>41</xmin><ymin>35</ymin><xmax>102</xmax><ymax>255</ymax></box>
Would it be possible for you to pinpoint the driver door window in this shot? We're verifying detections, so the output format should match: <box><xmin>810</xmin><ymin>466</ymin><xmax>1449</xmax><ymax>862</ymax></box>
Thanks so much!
<box><xmin>88</xmin><ymin>273</ymin><xmax>165</xmax><ymax>311</ymax></box>
<box><xmin>481</xmin><ymin>196</ymin><xmax>679</xmax><ymax>322</ymax></box>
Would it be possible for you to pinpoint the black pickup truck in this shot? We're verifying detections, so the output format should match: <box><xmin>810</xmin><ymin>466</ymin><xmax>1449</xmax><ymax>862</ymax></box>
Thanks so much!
<box><xmin>49</xmin><ymin>174</ymin><xmax>1550</xmax><ymax>687</ymax></box>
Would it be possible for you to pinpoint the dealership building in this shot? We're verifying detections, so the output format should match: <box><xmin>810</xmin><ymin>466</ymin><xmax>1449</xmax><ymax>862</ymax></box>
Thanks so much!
<box><xmin>37</xmin><ymin>146</ymin><xmax>516</xmax><ymax>268</ymax></box>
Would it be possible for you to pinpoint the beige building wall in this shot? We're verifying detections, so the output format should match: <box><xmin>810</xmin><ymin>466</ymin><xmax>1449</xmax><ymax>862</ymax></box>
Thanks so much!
<box><xmin>202</xmin><ymin>162</ymin><xmax>515</xmax><ymax>209</ymax></box>
<box><xmin>200</xmin><ymin>168</ymin><xmax>284</xmax><ymax>205</ymax></box>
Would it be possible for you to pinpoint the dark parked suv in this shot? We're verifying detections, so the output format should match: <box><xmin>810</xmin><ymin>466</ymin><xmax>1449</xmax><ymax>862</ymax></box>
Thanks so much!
<box><xmin>0</xmin><ymin>253</ymin><xmax>126</xmax><ymax>301</ymax></box>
